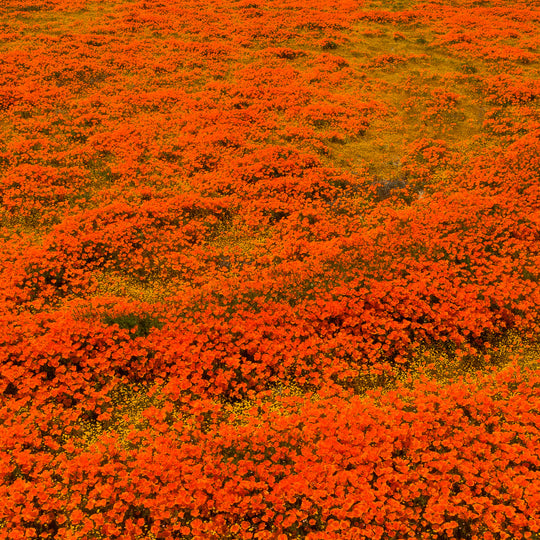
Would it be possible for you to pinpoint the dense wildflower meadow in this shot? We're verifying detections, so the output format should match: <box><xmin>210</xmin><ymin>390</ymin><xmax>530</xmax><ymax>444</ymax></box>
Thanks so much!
<box><xmin>1</xmin><ymin>0</ymin><xmax>539</xmax><ymax>538</ymax></box>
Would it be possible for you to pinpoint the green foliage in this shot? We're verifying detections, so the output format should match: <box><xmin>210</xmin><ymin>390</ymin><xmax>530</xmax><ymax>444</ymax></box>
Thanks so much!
<box><xmin>101</xmin><ymin>312</ymin><xmax>164</xmax><ymax>338</ymax></box>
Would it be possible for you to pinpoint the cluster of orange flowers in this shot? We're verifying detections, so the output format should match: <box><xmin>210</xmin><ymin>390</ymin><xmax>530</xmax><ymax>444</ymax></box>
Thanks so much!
<box><xmin>2</xmin><ymin>362</ymin><xmax>539</xmax><ymax>539</ymax></box>
<box><xmin>0</xmin><ymin>0</ymin><xmax>539</xmax><ymax>538</ymax></box>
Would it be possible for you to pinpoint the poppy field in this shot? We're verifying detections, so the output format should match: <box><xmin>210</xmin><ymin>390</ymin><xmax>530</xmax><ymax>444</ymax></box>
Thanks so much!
<box><xmin>0</xmin><ymin>0</ymin><xmax>539</xmax><ymax>538</ymax></box>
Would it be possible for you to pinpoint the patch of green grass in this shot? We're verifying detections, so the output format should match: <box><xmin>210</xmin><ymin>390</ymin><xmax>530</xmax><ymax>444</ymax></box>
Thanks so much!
<box><xmin>101</xmin><ymin>312</ymin><xmax>164</xmax><ymax>338</ymax></box>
